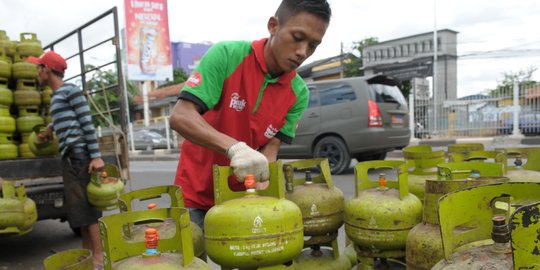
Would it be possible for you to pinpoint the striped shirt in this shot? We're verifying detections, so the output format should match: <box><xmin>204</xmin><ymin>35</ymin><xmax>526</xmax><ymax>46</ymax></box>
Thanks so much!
<box><xmin>49</xmin><ymin>83</ymin><xmax>101</xmax><ymax>159</ymax></box>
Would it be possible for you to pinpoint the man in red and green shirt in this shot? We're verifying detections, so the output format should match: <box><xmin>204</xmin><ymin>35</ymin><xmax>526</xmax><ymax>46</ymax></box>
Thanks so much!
<box><xmin>169</xmin><ymin>0</ymin><xmax>331</xmax><ymax>228</ymax></box>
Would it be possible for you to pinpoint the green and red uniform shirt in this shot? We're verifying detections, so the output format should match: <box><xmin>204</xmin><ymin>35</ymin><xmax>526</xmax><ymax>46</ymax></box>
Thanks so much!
<box><xmin>175</xmin><ymin>38</ymin><xmax>309</xmax><ymax>210</ymax></box>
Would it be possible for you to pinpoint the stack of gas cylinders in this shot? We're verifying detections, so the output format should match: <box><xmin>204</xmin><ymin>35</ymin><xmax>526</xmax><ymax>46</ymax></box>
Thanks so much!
<box><xmin>0</xmin><ymin>29</ymin><xmax>56</xmax><ymax>159</ymax></box>
<box><xmin>43</xmin><ymin>144</ymin><xmax>540</xmax><ymax>269</ymax></box>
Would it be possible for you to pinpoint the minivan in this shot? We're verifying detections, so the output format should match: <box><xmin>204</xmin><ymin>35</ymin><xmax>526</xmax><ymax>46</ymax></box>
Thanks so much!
<box><xmin>278</xmin><ymin>75</ymin><xmax>411</xmax><ymax>174</ymax></box>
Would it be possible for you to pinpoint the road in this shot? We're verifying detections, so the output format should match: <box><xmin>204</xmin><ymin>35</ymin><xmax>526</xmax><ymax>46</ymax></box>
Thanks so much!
<box><xmin>0</xmin><ymin>159</ymin><xmax>394</xmax><ymax>269</ymax></box>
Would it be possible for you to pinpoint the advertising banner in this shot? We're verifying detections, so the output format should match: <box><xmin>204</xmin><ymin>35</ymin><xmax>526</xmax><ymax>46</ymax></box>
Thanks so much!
<box><xmin>124</xmin><ymin>0</ymin><xmax>173</xmax><ymax>81</ymax></box>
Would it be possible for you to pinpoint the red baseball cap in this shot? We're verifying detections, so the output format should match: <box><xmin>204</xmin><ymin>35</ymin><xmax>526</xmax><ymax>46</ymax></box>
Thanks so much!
<box><xmin>27</xmin><ymin>51</ymin><xmax>67</xmax><ymax>74</ymax></box>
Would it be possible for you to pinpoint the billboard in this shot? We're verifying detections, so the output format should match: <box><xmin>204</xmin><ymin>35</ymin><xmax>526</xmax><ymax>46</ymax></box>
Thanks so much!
<box><xmin>171</xmin><ymin>42</ymin><xmax>212</xmax><ymax>74</ymax></box>
<box><xmin>124</xmin><ymin>0</ymin><xmax>173</xmax><ymax>81</ymax></box>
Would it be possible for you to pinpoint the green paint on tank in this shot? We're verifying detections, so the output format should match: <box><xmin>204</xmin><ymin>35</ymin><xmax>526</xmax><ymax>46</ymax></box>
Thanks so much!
<box><xmin>205</xmin><ymin>161</ymin><xmax>304</xmax><ymax>269</ymax></box>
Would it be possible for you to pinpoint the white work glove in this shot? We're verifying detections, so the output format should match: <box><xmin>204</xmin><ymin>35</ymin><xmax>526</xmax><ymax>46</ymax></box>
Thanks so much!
<box><xmin>226</xmin><ymin>142</ymin><xmax>269</xmax><ymax>182</ymax></box>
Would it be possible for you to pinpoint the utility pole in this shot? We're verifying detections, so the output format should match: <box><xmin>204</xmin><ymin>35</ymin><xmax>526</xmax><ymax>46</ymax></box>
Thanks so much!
<box><xmin>432</xmin><ymin>0</ymin><xmax>438</xmax><ymax>133</ymax></box>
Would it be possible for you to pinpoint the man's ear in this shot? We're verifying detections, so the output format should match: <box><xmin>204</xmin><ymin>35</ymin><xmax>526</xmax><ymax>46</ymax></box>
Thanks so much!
<box><xmin>267</xmin><ymin>16</ymin><xmax>279</xmax><ymax>36</ymax></box>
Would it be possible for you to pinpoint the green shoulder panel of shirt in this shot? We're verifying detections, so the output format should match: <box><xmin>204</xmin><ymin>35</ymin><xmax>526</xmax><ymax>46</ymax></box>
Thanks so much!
<box><xmin>180</xmin><ymin>40</ymin><xmax>309</xmax><ymax>140</ymax></box>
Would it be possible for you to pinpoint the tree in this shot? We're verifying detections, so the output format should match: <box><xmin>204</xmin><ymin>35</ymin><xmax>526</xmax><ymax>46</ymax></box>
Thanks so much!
<box><xmin>84</xmin><ymin>65</ymin><xmax>138</xmax><ymax>127</ymax></box>
<box><xmin>158</xmin><ymin>68</ymin><xmax>189</xmax><ymax>89</ymax></box>
<box><xmin>342</xmin><ymin>37</ymin><xmax>379</xmax><ymax>78</ymax></box>
<box><xmin>488</xmin><ymin>66</ymin><xmax>538</xmax><ymax>97</ymax></box>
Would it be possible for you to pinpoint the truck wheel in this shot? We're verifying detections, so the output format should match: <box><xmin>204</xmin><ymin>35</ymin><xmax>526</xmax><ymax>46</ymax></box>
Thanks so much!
<box><xmin>314</xmin><ymin>136</ymin><xmax>351</xmax><ymax>175</ymax></box>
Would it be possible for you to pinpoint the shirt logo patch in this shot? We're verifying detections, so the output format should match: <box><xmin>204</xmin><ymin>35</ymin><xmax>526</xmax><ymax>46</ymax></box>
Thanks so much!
<box><xmin>229</xmin><ymin>93</ymin><xmax>246</xmax><ymax>112</ymax></box>
<box><xmin>264</xmin><ymin>124</ymin><xmax>278</xmax><ymax>139</ymax></box>
<box><xmin>186</xmin><ymin>72</ymin><xmax>202</xmax><ymax>87</ymax></box>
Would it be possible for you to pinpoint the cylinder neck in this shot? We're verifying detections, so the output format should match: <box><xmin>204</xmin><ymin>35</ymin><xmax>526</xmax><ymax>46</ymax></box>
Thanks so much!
<box><xmin>377</xmin><ymin>173</ymin><xmax>388</xmax><ymax>191</ymax></box>
<box><xmin>490</xmin><ymin>215</ymin><xmax>511</xmax><ymax>253</ymax></box>
<box><xmin>144</xmin><ymin>228</ymin><xmax>160</xmax><ymax>256</ymax></box>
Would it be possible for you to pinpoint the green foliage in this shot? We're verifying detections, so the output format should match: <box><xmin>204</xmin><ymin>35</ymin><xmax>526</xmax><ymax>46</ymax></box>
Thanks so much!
<box><xmin>342</xmin><ymin>37</ymin><xmax>379</xmax><ymax>78</ymax></box>
<box><xmin>158</xmin><ymin>68</ymin><xmax>189</xmax><ymax>88</ymax></box>
<box><xmin>488</xmin><ymin>66</ymin><xmax>538</xmax><ymax>97</ymax></box>
<box><xmin>84</xmin><ymin>64</ymin><xmax>138</xmax><ymax>127</ymax></box>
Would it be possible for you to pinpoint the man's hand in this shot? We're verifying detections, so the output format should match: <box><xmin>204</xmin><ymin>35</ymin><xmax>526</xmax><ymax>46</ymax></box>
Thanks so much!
<box><xmin>226</xmin><ymin>142</ymin><xmax>269</xmax><ymax>182</ymax></box>
<box><xmin>38</xmin><ymin>126</ymin><xmax>54</xmax><ymax>143</ymax></box>
<box><xmin>88</xmin><ymin>157</ymin><xmax>105</xmax><ymax>173</ymax></box>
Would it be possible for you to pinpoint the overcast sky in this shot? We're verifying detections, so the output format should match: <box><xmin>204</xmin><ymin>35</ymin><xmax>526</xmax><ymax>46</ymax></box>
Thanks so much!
<box><xmin>1</xmin><ymin>0</ymin><xmax>539</xmax><ymax>97</ymax></box>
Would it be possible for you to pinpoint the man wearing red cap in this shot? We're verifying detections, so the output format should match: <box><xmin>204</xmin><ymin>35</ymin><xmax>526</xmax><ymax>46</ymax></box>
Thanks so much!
<box><xmin>28</xmin><ymin>51</ymin><xmax>105</xmax><ymax>268</ymax></box>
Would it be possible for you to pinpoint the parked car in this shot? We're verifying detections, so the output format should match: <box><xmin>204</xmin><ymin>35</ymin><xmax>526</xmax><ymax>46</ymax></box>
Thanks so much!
<box><xmin>278</xmin><ymin>75</ymin><xmax>411</xmax><ymax>174</ymax></box>
<box><xmin>129</xmin><ymin>129</ymin><xmax>171</xmax><ymax>150</ymax></box>
<box><xmin>498</xmin><ymin>112</ymin><xmax>540</xmax><ymax>136</ymax></box>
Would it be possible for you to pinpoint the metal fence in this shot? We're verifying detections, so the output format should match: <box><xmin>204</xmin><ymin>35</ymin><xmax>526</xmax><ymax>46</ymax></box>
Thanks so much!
<box><xmin>411</xmin><ymin>82</ymin><xmax>540</xmax><ymax>138</ymax></box>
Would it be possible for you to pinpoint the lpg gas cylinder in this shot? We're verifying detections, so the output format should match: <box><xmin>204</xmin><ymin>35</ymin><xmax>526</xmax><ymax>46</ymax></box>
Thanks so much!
<box><xmin>41</xmin><ymin>86</ymin><xmax>53</xmax><ymax>104</ymax></box>
<box><xmin>14</xmin><ymin>184</ymin><xmax>37</xmax><ymax>235</ymax></box>
<box><xmin>43</xmin><ymin>249</ymin><xmax>93</xmax><ymax>270</ymax></box>
<box><xmin>0</xmin><ymin>30</ymin><xmax>17</xmax><ymax>57</ymax></box>
<box><xmin>284</xmin><ymin>158</ymin><xmax>344</xmax><ymax>244</ymax></box>
<box><xmin>11</xmin><ymin>54</ymin><xmax>37</xmax><ymax>79</ymax></box>
<box><xmin>0</xmin><ymin>87</ymin><xmax>13</xmax><ymax>108</ymax></box>
<box><xmin>403</xmin><ymin>145</ymin><xmax>446</xmax><ymax>201</ymax></box>
<box><xmin>118</xmin><ymin>185</ymin><xmax>205</xmax><ymax>261</ymax></box>
<box><xmin>0</xmin><ymin>49</ymin><xmax>11</xmax><ymax>78</ymax></box>
<box><xmin>446</xmin><ymin>143</ymin><xmax>484</xmax><ymax>158</ymax></box>
<box><xmin>16</xmin><ymin>33</ymin><xmax>43</xmax><ymax>57</ymax></box>
<box><xmin>87</xmin><ymin>163</ymin><xmax>124</xmax><ymax>211</ymax></box>
<box><xmin>0</xmin><ymin>181</ymin><xmax>25</xmax><ymax>234</ymax></box>
<box><xmin>205</xmin><ymin>161</ymin><xmax>304</xmax><ymax>269</ymax></box>
<box><xmin>344</xmin><ymin>160</ymin><xmax>422</xmax><ymax>266</ymax></box>
<box><xmin>14</xmin><ymin>89</ymin><xmax>41</xmax><ymax>107</ymax></box>
<box><xmin>509</xmin><ymin>201</ymin><xmax>540</xmax><ymax>269</ymax></box>
<box><xmin>99</xmin><ymin>207</ymin><xmax>210</xmax><ymax>270</ymax></box>
<box><xmin>431</xmin><ymin>182</ymin><xmax>540</xmax><ymax>269</ymax></box>
<box><xmin>405</xmin><ymin>163</ymin><xmax>508</xmax><ymax>270</ymax></box>
<box><xmin>28</xmin><ymin>124</ymin><xmax>59</xmax><ymax>156</ymax></box>
<box><xmin>497</xmin><ymin>147</ymin><xmax>540</xmax><ymax>182</ymax></box>
<box><xmin>291</xmin><ymin>244</ymin><xmax>352</xmax><ymax>270</ymax></box>
<box><xmin>16</xmin><ymin>114</ymin><xmax>44</xmax><ymax>133</ymax></box>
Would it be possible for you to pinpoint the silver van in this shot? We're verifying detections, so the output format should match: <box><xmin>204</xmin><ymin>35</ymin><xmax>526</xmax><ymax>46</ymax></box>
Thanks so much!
<box><xmin>278</xmin><ymin>75</ymin><xmax>411</xmax><ymax>174</ymax></box>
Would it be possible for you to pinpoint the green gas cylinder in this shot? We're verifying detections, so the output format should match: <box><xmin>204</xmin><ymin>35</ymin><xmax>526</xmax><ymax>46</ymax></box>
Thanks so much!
<box><xmin>0</xmin><ymin>30</ymin><xmax>17</xmax><ymax>57</ymax></box>
<box><xmin>28</xmin><ymin>124</ymin><xmax>59</xmax><ymax>156</ymax></box>
<box><xmin>405</xmin><ymin>162</ymin><xmax>508</xmax><ymax>270</ymax></box>
<box><xmin>497</xmin><ymin>147</ymin><xmax>540</xmax><ymax>182</ymax></box>
<box><xmin>403</xmin><ymin>145</ymin><xmax>446</xmax><ymax>201</ymax></box>
<box><xmin>0</xmin><ymin>181</ymin><xmax>25</xmax><ymax>234</ymax></box>
<box><xmin>205</xmin><ymin>161</ymin><xmax>304</xmax><ymax>269</ymax></box>
<box><xmin>87</xmin><ymin>163</ymin><xmax>124</xmax><ymax>211</ymax></box>
<box><xmin>43</xmin><ymin>249</ymin><xmax>94</xmax><ymax>270</ymax></box>
<box><xmin>14</xmin><ymin>89</ymin><xmax>41</xmax><ymax>107</ymax></box>
<box><xmin>17</xmin><ymin>33</ymin><xmax>43</xmax><ymax>57</ymax></box>
<box><xmin>0</xmin><ymin>49</ymin><xmax>11</xmax><ymax>78</ymax></box>
<box><xmin>446</xmin><ymin>143</ymin><xmax>484</xmax><ymax>157</ymax></box>
<box><xmin>291</xmin><ymin>245</ymin><xmax>352</xmax><ymax>270</ymax></box>
<box><xmin>431</xmin><ymin>183</ymin><xmax>540</xmax><ymax>269</ymax></box>
<box><xmin>118</xmin><ymin>185</ymin><xmax>205</xmax><ymax>261</ymax></box>
<box><xmin>0</xmin><ymin>88</ymin><xmax>13</xmax><ymax>108</ymax></box>
<box><xmin>15</xmin><ymin>184</ymin><xmax>37</xmax><ymax>235</ymax></box>
<box><xmin>99</xmin><ymin>207</ymin><xmax>210</xmax><ymax>270</ymax></box>
<box><xmin>510</xmin><ymin>201</ymin><xmax>540</xmax><ymax>269</ymax></box>
<box><xmin>284</xmin><ymin>158</ymin><xmax>344</xmax><ymax>243</ymax></box>
<box><xmin>12</xmin><ymin>55</ymin><xmax>38</xmax><ymax>79</ymax></box>
<box><xmin>344</xmin><ymin>160</ymin><xmax>422</xmax><ymax>267</ymax></box>
<box><xmin>41</xmin><ymin>86</ymin><xmax>53</xmax><ymax>104</ymax></box>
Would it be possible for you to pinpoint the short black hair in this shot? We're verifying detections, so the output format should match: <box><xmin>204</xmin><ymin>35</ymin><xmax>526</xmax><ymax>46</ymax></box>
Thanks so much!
<box><xmin>275</xmin><ymin>0</ymin><xmax>332</xmax><ymax>24</ymax></box>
